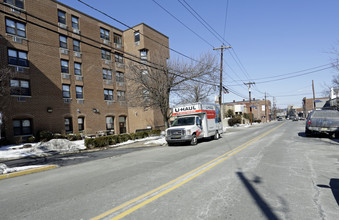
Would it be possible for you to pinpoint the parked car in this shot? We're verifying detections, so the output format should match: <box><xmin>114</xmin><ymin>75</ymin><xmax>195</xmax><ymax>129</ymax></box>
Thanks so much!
<box><xmin>305</xmin><ymin>110</ymin><xmax>339</xmax><ymax>137</ymax></box>
<box><xmin>277</xmin><ymin>117</ymin><xmax>283</xmax><ymax>121</ymax></box>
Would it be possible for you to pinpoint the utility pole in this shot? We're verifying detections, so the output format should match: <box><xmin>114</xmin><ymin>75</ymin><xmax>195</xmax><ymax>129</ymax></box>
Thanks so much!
<box><xmin>265</xmin><ymin>92</ymin><xmax>267</xmax><ymax>123</ymax></box>
<box><xmin>244</xmin><ymin>81</ymin><xmax>255</xmax><ymax>125</ymax></box>
<box><xmin>213</xmin><ymin>45</ymin><xmax>231</xmax><ymax>106</ymax></box>
<box><xmin>312</xmin><ymin>80</ymin><xmax>316</xmax><ymax>110</ymax></box>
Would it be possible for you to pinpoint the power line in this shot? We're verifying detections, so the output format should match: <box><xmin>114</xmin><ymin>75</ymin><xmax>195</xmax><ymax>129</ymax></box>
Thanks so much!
<box><xmin>178</xmin><ymin>0</ymin><xmax>225</xmax><ymax>45</ymax></box>
<box><xmin>152</xmin><ymin>0</ymin><xmax>214</xmax><ymax>48</ymax></box>
<box><xmin>223</xmin><ymin>0</ymin><xmax>230</xmax><ymax>41</ymax></box>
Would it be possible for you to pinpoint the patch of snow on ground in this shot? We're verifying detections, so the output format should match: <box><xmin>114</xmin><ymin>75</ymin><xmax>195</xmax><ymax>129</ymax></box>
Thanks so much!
<box><xmin>0</xmin><ymin>139</ymin><xmax>85</xmax><ymax>160</ymax></box>
<box><xmin>0</xmin><ymin>163</ymin><xmax>48</xmax><ymax>174</ymax></box>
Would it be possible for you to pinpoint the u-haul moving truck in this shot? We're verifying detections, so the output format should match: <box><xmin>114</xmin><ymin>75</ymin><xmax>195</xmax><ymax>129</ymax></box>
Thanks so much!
<box><xmin>166</xmin><ymin>103</ymin><xmax>223</xmax><ymax>145</ymax></box>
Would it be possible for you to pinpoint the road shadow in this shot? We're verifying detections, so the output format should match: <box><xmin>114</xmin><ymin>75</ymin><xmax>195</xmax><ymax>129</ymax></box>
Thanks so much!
<box><xmin>317</xmin><ymin>179</ymin><xmax>339</xmax><ymax>206</ymax></box>
<box><xmin>236</xmin><ymin>172</ymin><xmax>280</xmax><ymax>220</ymax></box>
<box><xmin>298</xmin><ymin>132</ymin><xmax>339</xmax><ymax>144</ymax></box>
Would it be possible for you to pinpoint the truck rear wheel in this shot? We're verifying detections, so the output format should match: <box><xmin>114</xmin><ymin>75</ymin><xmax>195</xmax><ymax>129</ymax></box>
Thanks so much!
<box><xmin>190</xmin><ymin>134</ymin><xmax>197</xmax><ymax>145</ymax></box>
<box><xmin>213</xmin><ymin>132</ymin><xmax>220</xmax><ymax>140</ymax></box>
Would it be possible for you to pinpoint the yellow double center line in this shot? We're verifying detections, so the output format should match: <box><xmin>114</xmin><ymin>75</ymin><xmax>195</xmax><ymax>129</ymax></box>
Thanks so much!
<box><xmin>92</xmin><ymin>123</ymin><xmax>285</xmax><ymax>220</ymax></box>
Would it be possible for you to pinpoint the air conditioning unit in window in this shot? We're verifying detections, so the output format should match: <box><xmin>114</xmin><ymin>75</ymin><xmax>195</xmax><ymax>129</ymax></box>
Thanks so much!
<box><xmin>76</xmin><ymin>75</ymin><xmax>83</xmax><ymax>81</ymax></box>
<box><xmin>17</xmin><ymin>96</ymin><xmax>26</xmax><ymax>102</ymax></box>
<box><xmin>118</xmin><ymin>82</ymin><xmax>124</xmax><ymax>87</ymax></box>
<box><xmin>11</xmin><ymin>7</ymin><xmax>21</xmax><ymax>14</ymax></box>
<box><xmin>103</xmin><ymin>39</ymin><xmax>110</xmax><ymax>45</ymax></box>
<box><xmin>73</xmin><ymin>28</ymin><xmax>80</xmax><ymax>34</ymax></box>
<box><xmin>77</xmin><ymin>99</ymin><xmax>84</xmax><ymax>104</ymax></box>
<box><xmin>61</xmin><ymin>73</ymin><xmax>70</xmax><ymax>79</ymax></box>
<box><xmin>74</xmin><ymin>52</ymin><xmax>81</xmax><ymax>58</ymax></box>
<box><xmin>104</xmin><ymin>60</ymin><xmax>111</xmax><ymax>65</ymax></box>
<box><xmin>105</xmin><ymin>80</ymin><xmax>112</xmax><ymax>85</ymax></box>
<box><xmin>114</xmin><ymin>43</ymin><xmax>122</xmax><ymax>49</ymax></box>
<box><xmin>12</xmin><ymin>36</ymin><xmax>23</xmax><ymax>44</ymax></box>
<box><xmin>15</xmin><ymin>66</ymin><xmax>24</xmax><ymax>72</ymax></box>
<box><xmin>58</xmin><ymin>23</ymin><xmax>67</xmax><ymax>29</ymax></box>
<box><xmin>63</xmin><ymin>98</ymin><xmax>72</xmax><ymax>103</ymax></box>
<box><xmin>116</xmin><ymin>63</ymin><xmax>124</xmax><ymax>69</ymax></box>
<box><xmin>107</xmin><ymin>101</ymin><xmax>114</xmax><ymax>105</ymax></box>
<box><xmin>60</xmin><ymin>48</ymin><xmax>69</xmax><ymax>55</ymax></box>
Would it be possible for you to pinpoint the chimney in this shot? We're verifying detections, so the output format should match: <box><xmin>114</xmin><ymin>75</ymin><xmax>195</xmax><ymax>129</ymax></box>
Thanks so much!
<box><xmin>233</xmin><ymin>100</ymin><xmax>235</xmax><ymax>102</ymax></box>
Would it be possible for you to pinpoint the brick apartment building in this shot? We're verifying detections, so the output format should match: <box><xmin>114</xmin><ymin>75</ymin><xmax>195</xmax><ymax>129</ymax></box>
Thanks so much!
<box><xmin>222</xmin><ymin>98</ymin><xmax>272</xmax><ymax>122</ymax></box>
<box><xmin>0</xmin><ymin>0</ymin><xmax>169</xmax><ymax>143</ymax></box>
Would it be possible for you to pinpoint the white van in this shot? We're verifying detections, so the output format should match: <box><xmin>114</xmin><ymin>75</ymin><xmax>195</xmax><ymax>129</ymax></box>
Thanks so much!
<box><xmin>165</xmin><ymin>103</ymin><xmax>223</xmax><ymax>145</ymax></box>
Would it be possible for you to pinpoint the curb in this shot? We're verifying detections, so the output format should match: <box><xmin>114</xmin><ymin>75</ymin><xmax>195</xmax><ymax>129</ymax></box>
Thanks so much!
<box><xmin>0</xmin><ymin>165</ymin><xmax>58</xmax><ymax>180</ymax></box>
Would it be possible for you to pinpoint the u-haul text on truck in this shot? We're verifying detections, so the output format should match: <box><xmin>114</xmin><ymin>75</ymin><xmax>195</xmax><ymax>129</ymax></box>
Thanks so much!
<box><xmin>165</xmin><ymin>102</ymin><xmax>223</xmax><ymax>145</ymax></box>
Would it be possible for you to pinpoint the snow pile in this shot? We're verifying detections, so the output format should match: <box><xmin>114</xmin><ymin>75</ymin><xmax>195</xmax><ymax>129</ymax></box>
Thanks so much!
<box><xmin>0</xmin><ymin>163</ymin><xmax>47</xmax><ymax>175</ymax></box>
<box><xmin>144</xmin><ymin>137</ymin><xmax>166</xmax><ymax>145</ymax></box>
<box><xmin>0</xmin><ymin>139</ymin><xmax>85</xmax><ymax>160</ymax></box>
<box><xmin>33</xmin><ymin>139</ymin><xmax>85</xmax><ymax>153</ymax></box>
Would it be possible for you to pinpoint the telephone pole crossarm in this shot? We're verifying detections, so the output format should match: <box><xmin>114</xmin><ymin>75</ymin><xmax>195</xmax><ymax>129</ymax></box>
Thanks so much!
<box><xmin>244</xmin><ymin>81</ymin><xmax>255</xmax><ymax>125</ymax></box>
<box><xmin>213</xmin><ymin>45</ymin><xmax>231</xmax><ymax>106</ymax></box>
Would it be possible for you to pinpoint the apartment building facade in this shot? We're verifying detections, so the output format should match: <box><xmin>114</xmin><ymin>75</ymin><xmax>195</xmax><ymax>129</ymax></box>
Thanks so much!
<box><xmin>0</xmin><ymin>0</ymin><xmax>169</xmax><ymax>143</ymax></box>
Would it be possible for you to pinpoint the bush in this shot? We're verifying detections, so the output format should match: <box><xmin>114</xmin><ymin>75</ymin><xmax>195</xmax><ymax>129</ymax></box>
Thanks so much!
<box><xmin>149</xmin><ymin>130</ymin><xmax>161</xmax><ymax>136</ymax></box>
<box><xmin>27</xmin><ymin>136</ymin><xmax>36</xmax><ymax>143</ymax></box>
<box><xmin>253</xmin><ymin>119</ymin><xmax>262</xmax><ymax>123</ymax></box>
<box><xmin>67</xmin><ymin>133</ymin><xmax>82</xmax><ymax>141</ymax></box>
<box><xmin>118</xmin><ymin>134</ymin><xmax>132</xmax><ymax>143</ymax></box>
<box><xmin>39</xmin><ymin>130</ymin><xmax>54</xmax><ymax>142</ymax></box>
<box><xmin>53</xmin><ymin>133</ymin><xmax>67</xmax><ymax>139</ymax></box>
<box><xmin>228</xmin><ymin>117</ymin><xmax>241</xmax><ymax>126</ymax></box>
<box><xmin>85</xmin><ymin>138</ymin><xmax>96</xmax><ymax>149</ymax></box>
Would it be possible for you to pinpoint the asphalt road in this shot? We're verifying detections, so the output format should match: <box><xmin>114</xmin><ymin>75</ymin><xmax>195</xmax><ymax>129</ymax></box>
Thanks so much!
<box><xmin>1</xmin><ymin>120</ymin><xmax>339</xmax><ymax>220</ymax></box>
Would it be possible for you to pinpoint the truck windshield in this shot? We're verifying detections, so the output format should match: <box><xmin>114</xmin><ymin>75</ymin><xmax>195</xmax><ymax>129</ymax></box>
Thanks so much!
<box><xmin>171</xmin><ymin>117</ymin><xmax>195</xmax><ymax>127</ymax></box>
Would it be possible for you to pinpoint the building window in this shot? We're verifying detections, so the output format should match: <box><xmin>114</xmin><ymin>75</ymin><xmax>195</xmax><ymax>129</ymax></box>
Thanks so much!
<box><xmin>6</xmin><ymin>18</ymin><xmax>26</xmax><ymax>37</ymax></box>
<box><xmin>140</xmin><ymin>49</ymin><xmax>148</xmax><ymax>61</ymax></box>
<box><xmin>62</xmin><ymin>84</ymin><xmax>70</xmax><ymax>98</ymax></box>
<box><xmin>104</xmin><ymin>89</ymin><xmax>113</xmax><ymax>100</ymax></box>
<box><xmin>106</xmin><ymin>116</ymin><xmax>114</xmax><ymax>130</ymax></box>
<box><xmin>5</xmin><ymin>0</ymin><xmax>24</xmax><ymax>9</ymax></box>
<box><xmin>113</xmin><ymin>33</ymin><xmax>122</xmax><ymax>48</ymax></box>
<box><xmin>59</xmin><ymin>35</ymin><xmax>67</xmax><ymax>48</ymax></box>
<box><xmin>114</xmin><ymin>53</ymin><xmax>123</xmax><ymax>63</ymax></box>
<box><xmin>116</xmin><ymin>71</ymin><xmax>124</xmax><ymax>82</ymax></box>
<box><xmin>143</xmin><ymin>89</ymin><xmax>150</xmax><ymax>104</ymax></box>
<box><xmin>61</xmin><ymin>60</ymin><xmax>69</xmax><ymax>73</ymax></box>
<box><xmin>100</xmin><ymin>27</ymin><xmax>110</xmax><ymax>40</ymax></box>
<box><xmin>103</xmin><ymin>68</ymin><xmax>112</xmax><ymax>80</ymax></box>
<box><xmin>58</xmin><ymin>10</ymin><xmax>66</xmax><ymax>24</ymax></box>
<box><xmin>73</xmin><ymin>39</ymin><xmax>80</xmax><ymax>52</ymax></box>
<box><xmin>101</xmin><ymin>49</ymin><xmax>111</xmax><ymax>60</ymax></box>
<box><xmin>8</xmin><ymin>49</ymin><xmax>28</xmax><ymax>67</ymax></box>
<box><xmin>71</xmin><ymin>16</ymin><xmax>79</xmax><ymax>29</ymax></box>
<box><xmin>76</xmin><ymin>86</ymin><xmax>83</xmax><ymax>99</ymax></box>
<box><xmin>74</xmin><ymin>62</ymin><xmax>81</xmax><ymax>75</ymax></box>
<box><xmin>134</xmin><ymin>31</ymin><xmax>140</xmax><ymax>43</ymax></box>
<box><xmin>64</xmin><ymin>118</ymin><xmax>73</xmax><ymax>133</ymax></box>
<box><xmin>10</xmin><ymin>79</ymin><xmax>30</xmax><ymax>96</ymax></box>
<box><xmin>117</xmin><ymin>90</ymin><xmax>125</xmax><ymax>101</ymax></box>
<box><xmin>13</xmin><ymin>119</ymin><xmax>32</xmax><ymax>136</ymax></box>
<box><xmin>78</xmin><ymin>117</ymin><xmax>84</xmax><ymax>131</ymax></box>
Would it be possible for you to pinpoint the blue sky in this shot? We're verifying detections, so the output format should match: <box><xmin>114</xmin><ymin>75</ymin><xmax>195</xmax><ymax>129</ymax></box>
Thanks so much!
<box><xmin>58</xmin><ymin>0</ymin><xmax>339</xmax><ymax>109</ymax></box>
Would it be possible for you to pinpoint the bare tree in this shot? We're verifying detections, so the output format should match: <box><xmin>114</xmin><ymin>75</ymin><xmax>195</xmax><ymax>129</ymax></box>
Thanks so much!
<box><xmin>125</xmin><ymin>52</ymin><xmax>219</xmax><ymax>128</ymax></box>
<box><xmin>0</xmin><ymin>68</ymin><xmax>14</xmax><ymax>111</ymax></box>
<box><xmin>172</xmin><ymin>52</ymin><xmax>219</xmax><ymax>104</ymax></box>
<box><xmin>0</xmin><ymin>67</ymin><xmax>15</xmax><ymax>140</ymax></box>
